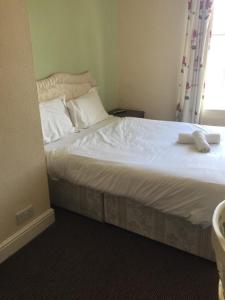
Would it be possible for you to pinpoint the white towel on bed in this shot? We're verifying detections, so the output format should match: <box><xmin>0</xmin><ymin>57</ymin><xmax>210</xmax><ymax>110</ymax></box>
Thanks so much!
<box><xmin>192</xmin><ymin>130</ymin><xmax>211</xmax><ymax>153</ymax></box>
<box><xmin>178</xmin><ymin>133</ymin><xmax>220</xmax><ymax>144</ymax></box>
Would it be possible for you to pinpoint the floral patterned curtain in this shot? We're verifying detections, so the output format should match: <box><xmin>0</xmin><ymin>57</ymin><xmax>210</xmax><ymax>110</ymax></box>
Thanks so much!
<box><xmin>176</xmin><ymin>0</ymin><xmax>214</xmax><ymax>123</ymax></box>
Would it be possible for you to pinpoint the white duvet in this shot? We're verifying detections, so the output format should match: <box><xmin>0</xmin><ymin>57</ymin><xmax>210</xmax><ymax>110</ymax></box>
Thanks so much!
<box><xmin>45</xmin><ymin>117</ymin><xmax>225</xmax><ymax>227</ymax></box>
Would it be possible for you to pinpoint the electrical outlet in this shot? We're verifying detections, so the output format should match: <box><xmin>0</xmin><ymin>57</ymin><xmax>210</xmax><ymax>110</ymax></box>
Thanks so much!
<box><xmin>16</xmin><ymin>205</ymin><xmax>34</xmax><ymax>225</ymax></box>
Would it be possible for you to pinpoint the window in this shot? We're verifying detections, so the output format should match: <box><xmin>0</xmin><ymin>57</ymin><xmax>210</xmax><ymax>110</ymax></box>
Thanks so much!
<box><xmin>204</xmin><ymin>0</ymin><xmax>225</xmax><ymax>110</ymax></box>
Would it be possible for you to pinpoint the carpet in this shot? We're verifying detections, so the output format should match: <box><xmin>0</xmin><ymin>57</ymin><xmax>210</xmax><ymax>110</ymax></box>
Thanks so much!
<box><xmin>0</xmin><ymin>208</ymin><xmax>218</xmax><ymax>300</ymax></box>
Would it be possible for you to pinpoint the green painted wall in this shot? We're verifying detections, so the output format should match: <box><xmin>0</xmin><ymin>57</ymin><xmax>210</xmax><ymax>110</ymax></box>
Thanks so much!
<box><xmin>27</xmin><ymin>0</ymin><xmax>118</xmax><ymax>110</ymax></box>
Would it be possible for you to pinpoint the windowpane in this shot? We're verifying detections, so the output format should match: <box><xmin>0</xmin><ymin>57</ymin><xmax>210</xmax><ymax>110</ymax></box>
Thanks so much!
<box><xmin>211</xmin><ymin>0</ymin><xmax>225</xmax><ymax>34</ymax></box>
<box><xmin>204</xmin><ymin>35</ymin><xmax>225</xmax><ymax>110</ymax></box>
<box><xmin>204</xmin><ymin>0</ymin><xmax>225</xmax><ymax>110</ymax></box>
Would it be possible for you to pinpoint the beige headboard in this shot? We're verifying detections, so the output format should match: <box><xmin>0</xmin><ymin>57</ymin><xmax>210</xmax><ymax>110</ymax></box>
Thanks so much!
<box><xmin>36</xmin><ymin>71</ymin><xmax>96</xmax><ymax>102</ymax></box>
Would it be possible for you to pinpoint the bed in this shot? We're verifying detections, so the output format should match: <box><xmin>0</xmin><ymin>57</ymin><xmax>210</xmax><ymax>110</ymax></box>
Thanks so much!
<box><xmin>38</xmin><ymin>72</ymin><xmax>225</xmax><ymax>261</ymax></box>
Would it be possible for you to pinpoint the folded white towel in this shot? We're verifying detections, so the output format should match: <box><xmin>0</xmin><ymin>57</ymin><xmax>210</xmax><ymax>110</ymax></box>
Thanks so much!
<box><xmin>178</xmin><ymin>133</ymin><xmax>220</xmax><ymax>144</ymax></box>
<box><xmin>192</xmin><ymin>130</ymin><xmax>210</xmax><ymax>153</ymax></box>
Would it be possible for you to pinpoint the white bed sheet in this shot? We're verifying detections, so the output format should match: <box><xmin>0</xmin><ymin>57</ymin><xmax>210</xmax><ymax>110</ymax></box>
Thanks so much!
<box><xmin>45</xmin><ymin>117</ymin><xmax>225</xmax><ymax>227</ymax></box>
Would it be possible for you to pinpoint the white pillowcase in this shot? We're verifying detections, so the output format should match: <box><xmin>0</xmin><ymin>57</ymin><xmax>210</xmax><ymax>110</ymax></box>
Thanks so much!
<box><xmin>39</xmin><ymin>96</ymin><xmax>75</xmax><ymax>144</ymax></box>
<box><xmin>67</xmin><ymin>88</ymin><xmax>109</xmax><ymax>129</ymax></box>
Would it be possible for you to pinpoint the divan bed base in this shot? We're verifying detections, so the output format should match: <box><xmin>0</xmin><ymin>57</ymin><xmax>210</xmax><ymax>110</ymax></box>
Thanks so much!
<box><xmin>104</xmin><ymin>193</ymin><xmax>214</xmax><ymax>261</ymax></box>
<box><xmin>49</xmin><ymin>179</ymin><xmax>214</xmax><ymax>261</ymax></box>
<box><xmin>48</xmin><ymin>179</ymin><xmax>104</xmax><ymax>222</ymax></box>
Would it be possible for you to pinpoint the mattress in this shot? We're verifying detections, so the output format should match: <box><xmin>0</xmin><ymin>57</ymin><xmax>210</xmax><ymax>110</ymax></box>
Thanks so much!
<box><xmin>45</xmin><ymin>116</ymin><xmax>225</xmax><ymax>227</ymax></box>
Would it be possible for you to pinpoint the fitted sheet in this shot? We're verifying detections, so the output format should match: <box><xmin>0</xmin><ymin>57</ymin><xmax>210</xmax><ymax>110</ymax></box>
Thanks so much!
<box><xmin>45</xmin><ymin>117</ymin><xmax>225</xmax><ymax>226</ymax></box>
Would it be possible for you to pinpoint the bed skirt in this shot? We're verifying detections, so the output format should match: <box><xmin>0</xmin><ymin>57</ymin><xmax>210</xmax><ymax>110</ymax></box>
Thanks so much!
<box><xmin>49</xmin><ymin>179</ymin><xmax>214</xmax><ymax>261</ymax></box>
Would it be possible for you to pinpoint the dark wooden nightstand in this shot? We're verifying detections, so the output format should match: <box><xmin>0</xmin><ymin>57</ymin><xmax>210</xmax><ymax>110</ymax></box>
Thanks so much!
<box><xmin>109</xmin><ymin>108</ymin><xmax>145</xmax><ymax>118</ymax></box>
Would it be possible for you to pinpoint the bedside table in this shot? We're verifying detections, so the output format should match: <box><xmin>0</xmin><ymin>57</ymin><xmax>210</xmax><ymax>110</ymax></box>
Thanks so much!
<box><xmin>109</xmin><ymin>108</ymin><xmax>145</xmax><ymax>118</ymax></box>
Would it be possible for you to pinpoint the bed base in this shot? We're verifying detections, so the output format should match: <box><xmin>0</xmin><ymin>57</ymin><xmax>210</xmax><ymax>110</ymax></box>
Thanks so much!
<box><xmin>49</xmin><ymin>179</ymin><xmax>214</xmax><ymax>261</ymax></box>
<box><xmin>49</xmin><ymin>179</ymin><xmax>104</xmax><ymax>222</ymax></box>
<box><xmin>104</xmin><ymin>194</ymin><xmax>214</xmax><ymax>261</ymax></box>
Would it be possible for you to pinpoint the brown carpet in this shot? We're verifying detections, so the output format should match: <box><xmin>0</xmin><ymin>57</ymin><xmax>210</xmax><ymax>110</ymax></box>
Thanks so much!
<box><xmin>0</xmin><ymin>208</ymin><xmax>218</xmax><ymax>300</ymax></box>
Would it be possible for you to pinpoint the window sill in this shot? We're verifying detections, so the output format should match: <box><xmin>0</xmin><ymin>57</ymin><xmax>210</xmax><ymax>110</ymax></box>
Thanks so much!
<box><xmin>201</xmin><ymin>109</ymin><xmax>225</xmax><ymax>126</ymax></box>
<box><xmin>203</xmin><ymin>108</ymin><xmax>225</xmax><ymax>112</ymax></box>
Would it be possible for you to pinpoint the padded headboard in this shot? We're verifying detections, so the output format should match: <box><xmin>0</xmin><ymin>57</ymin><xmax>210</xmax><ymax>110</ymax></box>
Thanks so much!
<box><xmin>36</xmin><ymin>71</ymin><xmax>96</xmax><ymax>102</ymax></box>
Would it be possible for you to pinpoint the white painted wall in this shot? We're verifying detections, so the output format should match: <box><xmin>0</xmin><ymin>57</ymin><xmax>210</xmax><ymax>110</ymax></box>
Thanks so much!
<box><xmin>0</xmin><ymin>1</ymin><xmax>51</xmax><ymax>244</ymax></box>
<box><xmin>118</xmin><ymin>0</ymin><xmax>187</xmax><ymax>120</ymax></box>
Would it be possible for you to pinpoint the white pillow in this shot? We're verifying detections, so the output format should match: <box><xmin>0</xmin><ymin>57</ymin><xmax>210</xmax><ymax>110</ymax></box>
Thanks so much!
<box><xmin>39</xmin><ymin>96</ymin><xmax>75</xmax><ymax>144</ymax></box>
<box><xmin>67</xmin><ymin>88</ymin><xmax>109</xmax><ymax>129</ymax></box>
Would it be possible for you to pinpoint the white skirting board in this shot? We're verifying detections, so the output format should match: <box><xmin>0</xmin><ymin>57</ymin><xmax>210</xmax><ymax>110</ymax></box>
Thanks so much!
<box><xmin>0</xmin><ymin>208</ymin><xmax>55</xmax><ymax>264</ymax></box>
